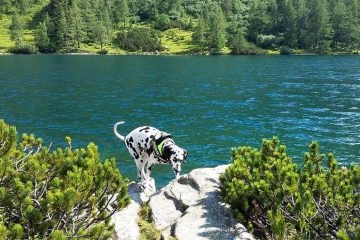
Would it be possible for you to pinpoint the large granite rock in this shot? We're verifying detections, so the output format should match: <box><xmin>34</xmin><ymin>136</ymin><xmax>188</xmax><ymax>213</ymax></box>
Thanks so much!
<box><xmin>149</xmin><ymin>165</ymin><xmax>254</xmax><ymax>240</ymax></box>
<box><xmin>111</xmin><ymin>182</ymin><xmax>155</xmax><ymax>240</ymax></box>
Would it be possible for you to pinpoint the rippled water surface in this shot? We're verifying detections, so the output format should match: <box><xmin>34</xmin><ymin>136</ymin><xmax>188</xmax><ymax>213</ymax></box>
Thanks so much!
<box><xmin>0</xmin><ymin>55</ymin><xmax>359</xmax><ymax>186</ymax></box>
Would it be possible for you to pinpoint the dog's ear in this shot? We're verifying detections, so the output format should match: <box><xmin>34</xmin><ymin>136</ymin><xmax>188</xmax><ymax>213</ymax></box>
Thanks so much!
<box><xmin>162</xmin><ymin>146</ymin><xmax>172</xmax><ymax>161</ymax></box>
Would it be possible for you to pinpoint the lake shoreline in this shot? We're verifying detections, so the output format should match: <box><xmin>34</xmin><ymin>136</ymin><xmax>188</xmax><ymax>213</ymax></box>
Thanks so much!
<box><xmin>0</xmin><ymin>51</ymin><xmax>359</xmax><ymax>56</ymax></box>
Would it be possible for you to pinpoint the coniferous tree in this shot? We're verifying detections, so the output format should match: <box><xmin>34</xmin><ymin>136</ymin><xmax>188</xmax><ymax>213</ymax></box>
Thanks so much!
<box><xmin>230</xmin><ymin>32</ymin><xmax>247</xmax><ymax>54</ymax></box>
<box><xmin>331</xmin><ymin>0</ymin><xmax>354</xmax><ymax>49</ymax></box>
<box><xmin>68</xmin><ymin>0</ymin><xmax>84</xmax><ymax>49</ymax></box>
<box><xmin>99</xmin><ymin>4</ymin><xmax>112</xmax><ymax>44</ymax></box>
<box><xmin>82</xmin><ymin>1</ymin><xmax>97</xmax><ymax>43</ymax></box>
<box><xmin>220</xmin><ymin>137</ymin><xmax>360</xmax><ymax>239</ymax></box>
<box><xmin>35</xmin><ymin>21</ymin><xmax>50</xmax><ymax>52</ymax></box>
<box><xmin>208</xmin><ymin>3</ymin><xmax>227</xmax><ymax>53</ymax></box>
<box><xmin>16</xmin><ymin>0</ymin><xmax>29</xmax><ymax>14</ymax></box>
<box><xmin>0</xmin><ymin>120</ymin><xmax>130</xmax><ymax>239</ymax></box>
<box><xmin>0</xmin><ymin>0</ymin><xmax>12</xmax><ymax>13</ymax></box>
<box><xmin>9</xmin><ymin>13</ymin><xmax>23</xmax><ymax>44</ymax></box>
<box><xmin>192</xmin><ymin>15</ymin><xmax>207</xmax><ymax>51</ymax></box>
<box><xmin>93</xmin><ymin>20</ymin><xmax>108</xmax><ymax>50</ymax></box>
<box><xmin>48</xmin><ymin>0</ymin><xmax>68</xmax><ymax>51</ymax></box>
<box><xmin>282</xmin><ymin>0</ymin><xmax>297</xmax><ymax>47</ymax></box>
<box><xmin>306</xmin><ymin>0</ymin><xmax>332</xmax><ymax>51</ymax></box>
<box><xmin>247</xmin><ymin>0</ymin><xmax>270</xmax><ymax>43</ymax></box>
<box><xmin>168</xmin><ymin>0</ymin><xmax>184</xmax><ymax>20</ymax></box>
<box><xmin>349</xmin><ymin>0</ymin><xmax>360</xmax><ymax>52</ymax></box>
<box><xmin>114</xmin><ymin>0</ymin><xmax>129</xmax><ymax>28</ymax></box>
<box><xmin>294</xmin><ymin>0</ymin><xmax>309</xmax><ymax>49</ymax></box>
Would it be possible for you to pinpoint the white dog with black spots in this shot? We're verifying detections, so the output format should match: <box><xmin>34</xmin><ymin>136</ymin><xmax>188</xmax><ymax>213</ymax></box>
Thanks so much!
<box><xmin>114</xmin><ymin>121</ymin><xmax>188</xmax><ymax>189</ymax></box>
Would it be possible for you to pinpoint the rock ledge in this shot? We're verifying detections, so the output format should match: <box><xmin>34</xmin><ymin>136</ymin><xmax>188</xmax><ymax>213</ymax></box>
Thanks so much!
<box><xmin>112</xmin><ymin>165</ymin><xmax>254</xmax><ymax>240</ymax></box>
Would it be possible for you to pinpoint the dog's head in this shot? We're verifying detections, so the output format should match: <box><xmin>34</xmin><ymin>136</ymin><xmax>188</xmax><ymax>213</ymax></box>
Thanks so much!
<box><xmin>162</xmin><ymin>142</ymin><xmax>188</xmax><ymax>177</ymax></box>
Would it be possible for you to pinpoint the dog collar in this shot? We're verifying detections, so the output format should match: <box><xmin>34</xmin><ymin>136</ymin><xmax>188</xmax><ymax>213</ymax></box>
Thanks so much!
<box><xmin>151</xmin><ymin>138</ymin><xmax>173</xmax><ymax>164</ymax></box>
<box><xmin>157</xmin><ymin>139</ymin><xmax>167</xmax><ymax>156</ymax></box>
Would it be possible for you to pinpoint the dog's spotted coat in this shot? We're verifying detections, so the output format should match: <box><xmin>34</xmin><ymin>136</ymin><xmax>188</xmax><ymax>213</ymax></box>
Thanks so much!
<box><xmin>114</xmin><ymin>122</ymin><xmax>187</xmax><ymax>189</ymax></box>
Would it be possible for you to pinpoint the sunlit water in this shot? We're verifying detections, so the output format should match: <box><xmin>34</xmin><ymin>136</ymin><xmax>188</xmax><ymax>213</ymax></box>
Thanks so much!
<box><xmin>0</xmin><ymin>55</ymin><xmax>359</xmax><ymax>187</ymax></box>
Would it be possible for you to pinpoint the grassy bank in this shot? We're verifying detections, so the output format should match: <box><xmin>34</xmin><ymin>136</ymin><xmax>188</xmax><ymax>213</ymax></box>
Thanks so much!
<box><xmin>0</xmin><ymin>9</ymin><xmax>358</xmax><ymax>56</ymax></box>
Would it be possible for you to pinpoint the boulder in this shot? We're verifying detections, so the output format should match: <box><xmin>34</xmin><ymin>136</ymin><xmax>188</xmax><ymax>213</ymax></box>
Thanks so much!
<box><xmin>149</xmin><ymin>165</ymin><xmax>254</xmax><ymax>240</ymax></box>
<box><xmin>111</xmin><ymin>182</ymin><xmax>155</xmax><ymax>240</ymax></box>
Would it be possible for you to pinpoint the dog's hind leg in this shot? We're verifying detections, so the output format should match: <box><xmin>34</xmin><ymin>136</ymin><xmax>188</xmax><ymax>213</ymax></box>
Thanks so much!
<box><xmin>134</xmin><ymin>158</ymin><xmax>144</xmax><ymax>180</ymax></box>
<box><xmin>143</xmin><ymin>158</ymin><xmax>157</xmax><ymax>190</ymax></box>
<box><xmin>135</xmin><ymin>157</ymin><xmax>149</xmax><ymax>190</ymax></box>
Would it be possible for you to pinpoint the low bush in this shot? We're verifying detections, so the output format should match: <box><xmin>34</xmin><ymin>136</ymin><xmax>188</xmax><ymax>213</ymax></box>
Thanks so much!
<box><xmin>0</xmin><ymin>120</ymin><xmax>130</xmax><ymax>239</ymax></box>
<box><xmin>256</xmin><ymin>34</ymin><xmax>278</xmax><ymax>49</ymax></box>
<box><xmin>154</xmin><ymin>14</ymin><xmax>171</xmax><ymax>31</ymax></box>
<box><xmin>97</xmin><ymin>49</ymin><xmax>109</xmax><ymax>55</ymax></box>
<box><xmin>220</xmin><ymin>137</ymin><xmax>359</xmax><ymax>240</ymax></box>
<box><xmin>116</xmin><ymin>28</ymin><xmax>164</xmax><ymax>52</ymax></box>
<box><xmin>279</xmin><ymin>45</ymin><xmax>293</xmax><ymax>55</ymax></box>
<box><xmin>230</xmin><ymin>34</ymin><xmax>265</xmax><ymax>55</ymax></box>
<box><xmin>9</xmin><ymin>42</ymin><xmax>38</xmax><ymax>54</ymax></box>
<box><xmin>138</xmin><ymin>203</ymin><xmax>161</xmax><ymax>240</ymax></box>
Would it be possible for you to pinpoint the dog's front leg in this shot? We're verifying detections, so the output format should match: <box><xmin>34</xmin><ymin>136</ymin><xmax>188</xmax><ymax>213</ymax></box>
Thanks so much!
<box><xmin>144</xmin><ymin>159</ymin><xmax>156</xmax><ymax>190</ymax></box>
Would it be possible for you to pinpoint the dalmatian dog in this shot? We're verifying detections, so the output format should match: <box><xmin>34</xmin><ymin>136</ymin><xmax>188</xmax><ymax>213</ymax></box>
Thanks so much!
<box><xmin>114</xmin><ymin>121</ymin><xmax>188</xmax><ymax>189</ymax></box>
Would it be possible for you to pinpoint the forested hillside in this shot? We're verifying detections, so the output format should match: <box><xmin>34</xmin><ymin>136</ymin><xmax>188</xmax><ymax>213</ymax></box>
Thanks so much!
<box><xmin>0</xmin><ymin>0</ymin><xmax>359</xmax><ymax>54</ymax></box>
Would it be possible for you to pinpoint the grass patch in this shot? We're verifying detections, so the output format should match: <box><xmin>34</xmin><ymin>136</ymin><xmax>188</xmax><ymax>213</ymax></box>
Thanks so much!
<box><xmin>0</xmin><ymin>14</ymin><xmax>12</xmax><ymax>52</ymax></box>
<box><xmin>0</xmin><ymin>1</ymin><xmax>49</xmax><ymax>52</ymax></box>
<box><xmin>138</xmin><ymin>203</ymin><xmax>161</xmax><ymax>240</ymax></box>
<box><xmin>161</xmin><ymin>28</ymin><xmax>196</xmax><ymax>54</ymax></box>
<box><xmin>267</xmin><ymin>49</ymin><xmax>280</xmax><ymax>55</ymax></box>
<box><xmin>80</xmin><ymin>43</ymin><xmax>126</xmax><ymax>55</ymax></box>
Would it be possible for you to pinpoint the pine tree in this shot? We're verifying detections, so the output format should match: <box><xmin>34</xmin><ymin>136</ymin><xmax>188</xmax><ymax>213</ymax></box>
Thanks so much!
<box><xmin>208</xmin><ymin>3</ymin><xmax>227</xmax><ymax>54</ymax></box>
<box><xmin>83</xmin><ymin>1</ymin><xmax>98</xmax><ymax>43</ymax></box>
<box><xmin>35</xmin><ymin>21</ymin><xmax>50</xmax><ymax>52</ymax></box>
<box><xmin>0</xmin><ymin>119</ymin><xmax>130</xmax><ymax>239</ymax></box>
<box><xmin>192</xmin><ymin>15</ymin><xmax>207</xmax><ymax>51</ymax></box>
<box><xmin>93</xmin><ymin>20</ymin><xmax>108</xmax><ymax>50</ymax></box>
<box><xmin>349</xmin><ymin>0</ymin><xmax>360</xmax><ymax>52</ymax></box>
<box><xmin>16</xmin><ymin>0</ymin><xmax>29</xmax><ymax>14</ymax></box>
<box><xmin>282</xmin><ymin>0</ymin><xmax>297</xmax><ymax>47</ymax></box>
<box><xmin>220</xmin><ymin>137</ymin><xmax>360</xmax><ymax>239</ymax></box>
<box><xmin>114</xmin><ymin>0</ymin><xmax>129</xmax><ymax>28</ymax></box>
<box><xmin>68</xmin><ymin>0</ymin><xmax>84</xmax><ymax>49</ymax></box>
<box><xmin>9</xmin><ymin>13</ymin><xmax>23</xmax><ymax>44</ymax></box>
<box><xmin>294</xmin><ymin>0</ymin><xmax>308</xmax><ymax>49</ymax></box>
<box><xmin>48</xmin><ymin>0</ymin><xmax>68</xmax><ymax>51</ymax></box>
<box><xmin>0</xmin><ymin>0</ymin><xmax>12</xmax><ymax>14</ymax></box>
<box><xmin>306</xmin><ymin>0</ymin><xmax>332</xmax><ymax>51</ymax></box>
<box><xmin>331</xmin><ymin>0</ymin><xmax>353</xmax><ymax>49</ymax></box>
<box><xmin>229</xmin><ymin>32</ymin><xmax>248</xmax><ymax>54</ymax></box>
<box><xmin>247</xmin><ymin>0</ymin><xmax>270</xmax><ymax>43</ymax></box>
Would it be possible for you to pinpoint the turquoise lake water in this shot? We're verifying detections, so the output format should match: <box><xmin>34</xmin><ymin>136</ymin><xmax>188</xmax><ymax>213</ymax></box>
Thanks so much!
<box><xmin>0</xmin><ymin>55</ymin><xmax>359</xmax><ymax>187</ymax></box>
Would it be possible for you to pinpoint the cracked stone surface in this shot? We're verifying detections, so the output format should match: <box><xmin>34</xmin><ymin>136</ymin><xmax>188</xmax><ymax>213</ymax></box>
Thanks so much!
<box><xmin>148</xmin><ymin>165</ymin><xmax>254</xmax><ymax>240</ymax></box>
<box><xmin>111</xmin><ymin>182</ymin><xmax>155</xmax><ymax>240</ymax></box>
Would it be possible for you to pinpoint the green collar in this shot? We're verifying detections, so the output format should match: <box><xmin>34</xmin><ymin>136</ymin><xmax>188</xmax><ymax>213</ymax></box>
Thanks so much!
<box><xmin>157</xmin><ymin>139</ymin><xmax>168</xmax><ymax>156</ymax></box>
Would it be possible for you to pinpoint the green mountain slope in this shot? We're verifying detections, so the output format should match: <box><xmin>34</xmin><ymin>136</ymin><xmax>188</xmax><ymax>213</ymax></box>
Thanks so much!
<box><xmin>0</xmin><ymin>0</ymin><xmax>359</xmax><ymax>54</ymax></box>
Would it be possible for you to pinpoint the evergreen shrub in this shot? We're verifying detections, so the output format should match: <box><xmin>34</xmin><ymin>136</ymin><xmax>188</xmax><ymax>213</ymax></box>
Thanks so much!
<box><xmin>116</xmin><ymin>28</ymin><xmax>164</xmax><ymax>52</ymax></box>
<box><xmin>154</xmin><ymin>14</ymin><xmax>171</xmax><ymax>31</ymax></box>
<box><xmin>256</xmin><ymin>35</ymin><xmax>278</xmax><ymax>49</ymax></box>
<box><xmin>9</xmin><ymin>42</ymin><xmax>38</xmax><ymax>54</ymax></box>
<box><xmin>0</xmin><ymin>120</ymin><xmax>130</xmax><ymax>239</ymax></box>
<box><xmin>220</xmin><ymin>137</ymin><xmax>359</xmax><ymax>240</ymax></box>
<box><xmin>279</xmin><ymin>46</ymin><xmax>292</xmax><ymax>55</ymax></box>
<box><xmin>230</xmin><ymin>34</ymin><xmax>264</xmax><ymax>55</ymax></box>
<box><xmin>97</xmin><ymin>49</ymin><xmax>109</xmax><ymax>55</ymax></box>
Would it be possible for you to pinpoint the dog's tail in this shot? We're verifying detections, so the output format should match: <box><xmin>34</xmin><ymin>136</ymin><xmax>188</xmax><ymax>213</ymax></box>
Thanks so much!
<box><xmin>114</xmin><ymin>121</ymin><xmax>125</xmax><ymax>141</ymax></box>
